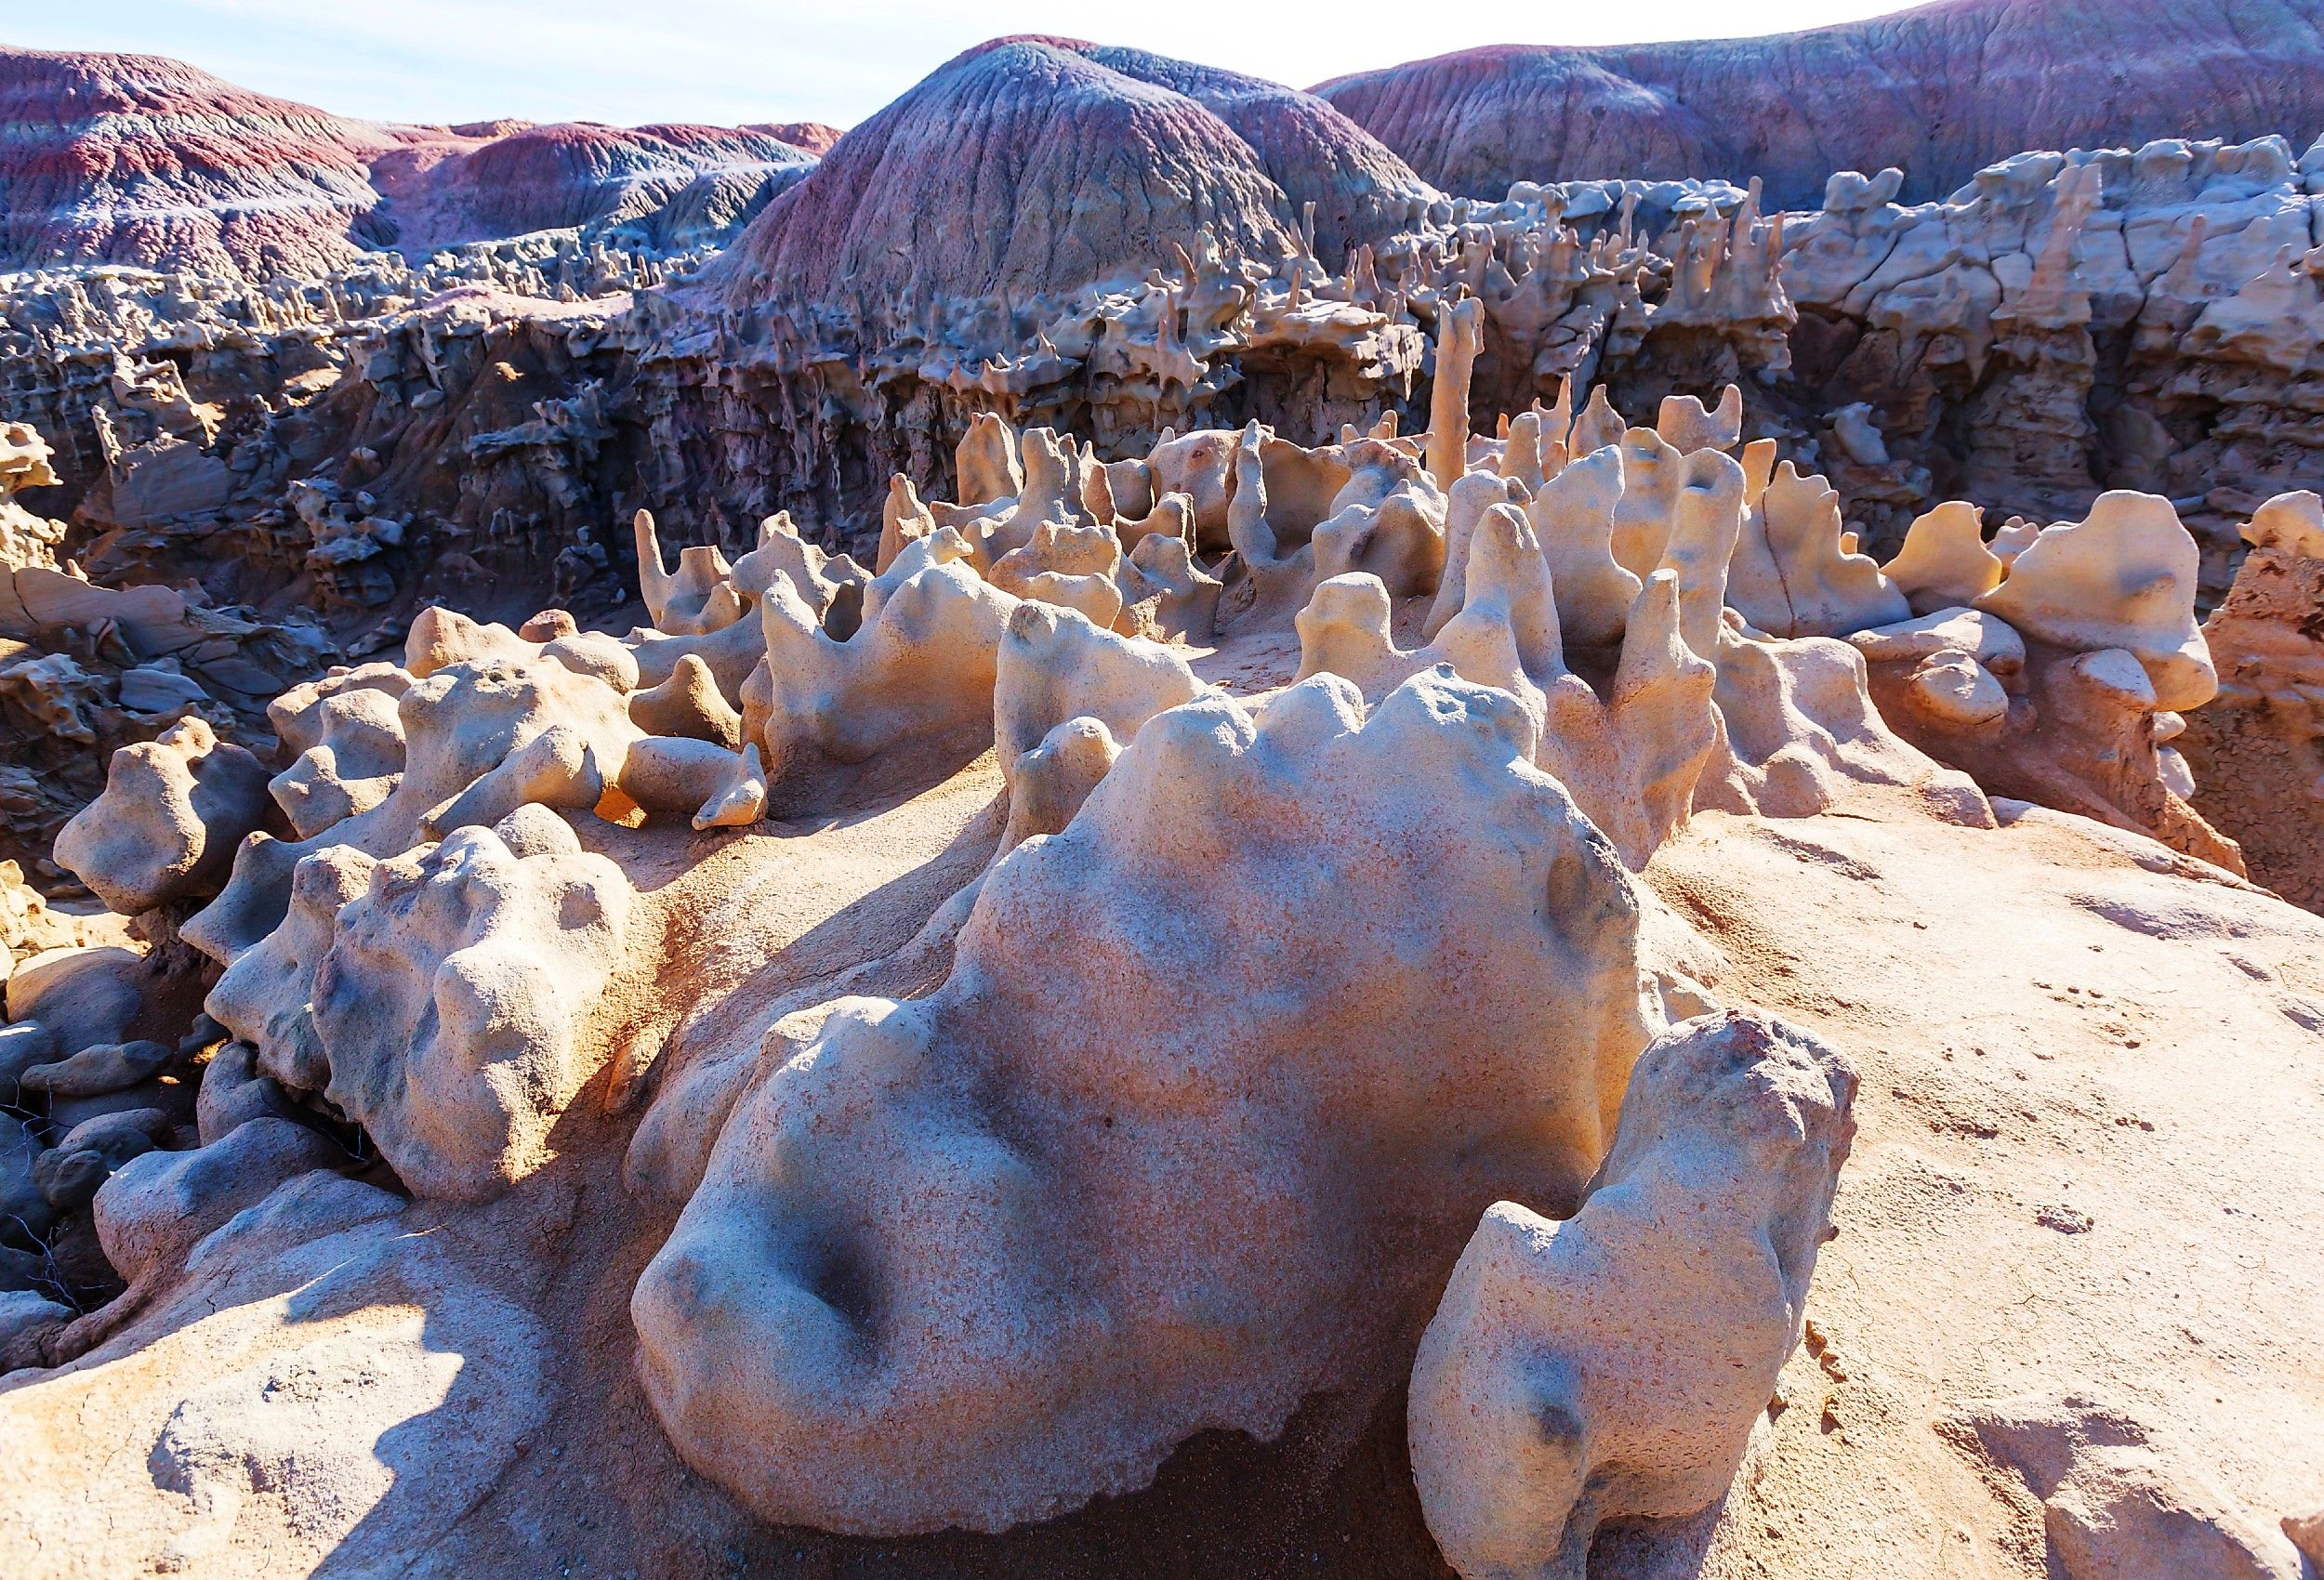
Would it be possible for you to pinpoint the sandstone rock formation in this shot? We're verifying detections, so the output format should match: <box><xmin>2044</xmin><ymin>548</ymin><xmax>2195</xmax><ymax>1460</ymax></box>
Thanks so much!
<box><xmin>702</xmin><ymin>37</ymin><xmax>1426</xmax><ymax>322</ymax></box>
<box><xmin>1771</xmin><ymin>135</ymin><xmax>2324</xmax><ymax>566</ymax></box>
<box><xmin>53</xmin><ymin>718</ymin><xmax>274</xmax><ymax>917</ymax></box>
<box><xmin>746</xmin><ymin>528</ymin><xmax>1018</xmax><ymax>814</ymax></box>
<box><xmin>632</xmin><ymin>667</ymin><xmax>1662</xmax><ymax>1534</ymax></box>
<box><xmin>0</xmin><ymin>46</ymin><xmax>385</xmax><ymax>278</ymax></box>
<box><xmin>0</xmin><ymin>422</ymin><xmax>65</xmax><ymax>571</ymax></box>
<box><xmin>2179</xmin><ymin>491</ymin><xmax>2324</xmax><ymax>908</ymax></box>
<box><xmin>306</xmin><ymin>810</ymin><xmax>629</xmax><ymax>1201</ymax></box>
<box><xmin>1839</xmin><ymin>490</ymin><xmax>2241</xmax><ymax>870</ymax></box>
<box><xmin>363</xmin><ymin>121</ymin><xmax>816</xmax><ymax>258</ymax></box>
<box><xmin>629</xmin><ymin>35</ymin><xmax>1446</xmax><ymax>537</ymax></box>
<box><xmin>1408</xmin><ymin>1008</ymin><xmax>1857</xmax><ymax>1579</ymax></box>
<box><xmin>24</xmin><ymin>35</ymin><xmax>2324</xmax><ymax>703</ymax></box>
<box><xmin>0</xmin><ymin>416</ymin><xmax>332</xmax><ymax>882</ymax></box>
<box><xmin>0</xmin><ymin>47</ymin><xmax>825</xmax><ymax>650</ymax></box>
<box><xmin>1943</xmin><ymin>1393</ymin><xmax>2305</xmax><ymax>1579</ymax></box>
<box><xmin>3</xmin><ymin>20</ymin><xmax>2324</xmax><ymax>1580</ymax></box>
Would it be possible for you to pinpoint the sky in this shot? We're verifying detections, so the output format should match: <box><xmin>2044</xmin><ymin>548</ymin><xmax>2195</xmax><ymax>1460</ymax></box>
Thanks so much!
<box><xmin>10</xmin><ymin>0</ymin><xmax>1914</xmax><ymax>130</ymax></box>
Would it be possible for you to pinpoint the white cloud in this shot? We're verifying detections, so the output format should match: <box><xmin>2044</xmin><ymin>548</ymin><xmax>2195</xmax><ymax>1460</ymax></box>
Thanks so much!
<box><xmin>9</xmin><ymin>0</ymin><xmax>1910</xmax><ymax>128</ymax></box>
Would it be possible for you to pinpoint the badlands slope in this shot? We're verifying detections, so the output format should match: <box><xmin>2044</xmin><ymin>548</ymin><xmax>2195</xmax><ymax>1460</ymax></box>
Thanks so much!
<box><xmin>1314</xmin><ymin>0</ymin><xmax>2324</xmax><ymax>206</ymax></box>
<box><xmin>0</xmin><ymin>46</ymin><xmax>822</xmax><ymax>276</ymax></box>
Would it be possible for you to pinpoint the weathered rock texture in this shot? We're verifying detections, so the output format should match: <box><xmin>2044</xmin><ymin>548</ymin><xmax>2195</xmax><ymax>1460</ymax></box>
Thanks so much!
<box><xmin>2179</xmin><ymin>491</ymin><xmax>2324</xmax><ymax>909</ymax></box>
<box><xmin>1942</xmin><ymin>1392</ymin><xmax>2306</xmax><ymax>1579</ymax></box>
<box><xmin>364</xmin><ymin>122</ymin><xmax>815</xmax><ymax>258</ymax></box>
<box><xmin>1840</xmin><ymin>489</ymin><xmax>2240</xmax><ymax>871</ymax></box>
<box><xmin>0</xmin><ymin>45</ymin><xmax>822</xmax><ymax>635</ymax></box>
<box><xmin>0</xmin><ymin>245</ymin><xmax>2319</xmax><ymax>1580</ymax></box>
<box><xmin>1313</xmin><ymin>0</ymin><xmax>2324</xmax><ymax>208</ymax></box>
<box><xmin>2</xmin><ymin>27</ymin><xmax>2323</xmax><ymax>1578</ymax></box>
<box><xmin>21</xmin><ymin>33</ymin><xmax>2324</xmax><ymax>723</ymax></box>
<box><xmin>706</xmin><ymin>38</ymin><xmax>1425</xmax><ymax>309</ymax></box>
<box><xmin>306</xmin><ymin>810</ymin><xmax>630</xmax><ymax>1200</ymax></box>
<box><xmin>1770</xmin><ymin>134</ymin><xmax>2324</xmax><ymax>575</ymax></box>
<box><xmin>0</xmin><ymin>47</ymin><xmax>385</xmax><ymax>279</ymax></box>
<box><xmin>0</xmin><ymin>46</ymin><xmax>824</xmax><ymax>279</ymax></box>
<box><xmin>53</xmin><ymin>717</ymin><xmax>274</xmax><ymax>916</ymax></box>
<box><xmin>628</xmin><ymin>35</ymin><xmax>1439</xmax><ymax>534</ymax></box>
<box><xmin>634</xmin><ymin>666</ymin><xmax>1663</xmax><ymax>1534</ymax></box>
<box><xmin>1408</xmin><ymin>1008</ymin><xmax>1857</xmax><ymax>1579</ymax></box>
<box><xmin>0</xmin><ymin>417</ymin><xmax>330</xmax><ymax>882</ymax></box>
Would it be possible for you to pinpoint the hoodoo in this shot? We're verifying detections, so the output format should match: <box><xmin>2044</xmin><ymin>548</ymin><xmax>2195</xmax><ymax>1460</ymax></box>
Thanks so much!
<box><xmin>2</xmin><ymin>9</ymin><xmax>2322</xmax><ymax>1580</ymax></box>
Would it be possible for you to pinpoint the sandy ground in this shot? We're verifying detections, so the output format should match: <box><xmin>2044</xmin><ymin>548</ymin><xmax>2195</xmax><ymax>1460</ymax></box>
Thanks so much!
<box><xmin>3</xmin><ymin>765</ymin><xmax>2319</xmax><ymax>1579</ymax></box>
<box><xmin>1618</xmin><ymin>807</ymin><xmax>2324</xmax><ymax>1578</ymax></box>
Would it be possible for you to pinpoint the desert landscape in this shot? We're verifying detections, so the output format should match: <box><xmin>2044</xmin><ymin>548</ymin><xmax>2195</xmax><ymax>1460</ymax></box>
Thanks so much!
<box><xmin>3</xmin><ymin>2</ymin><xmax>2323</xmax><ymax>1575</ymax></box>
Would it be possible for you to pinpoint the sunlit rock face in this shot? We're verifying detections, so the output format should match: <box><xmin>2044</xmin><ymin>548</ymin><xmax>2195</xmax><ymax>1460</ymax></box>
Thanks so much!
<box><xmin>701</xmin><ymin>35</ymin><xmax>1431</xmax><ymax>316</ymax></box>
<box><xmin>1312</xmin><ymin>0</ymin><xmax>2324</xmax><ymax>208</ymax></box>
<box><xmin>0</xmin><ymin>46</ymin><xmax>825</xmax><ymax>278</ymax></box>
<box><xmin>4</xmin><ymin>47</ymin><xmax>2324</xmax><ymax>1580</ymax></box>
<box><xmin>23</xmin><ymin>18</ymin><xmax>2324</xmax><ymax>651</ymax></box>
<box><xmin>2</xmin><ymin>43</ymin><xmax>2324</xmax><ymax>1561</ymax></box>
<box><xmin>631</xmin><ymin>35</ymin><xmax>1445</xmax><ymax>539</ymax></box>
<box><xmin>0</xmin><ymin>46</ymin><xmax>386</xmax><ymax>277</ymax></box>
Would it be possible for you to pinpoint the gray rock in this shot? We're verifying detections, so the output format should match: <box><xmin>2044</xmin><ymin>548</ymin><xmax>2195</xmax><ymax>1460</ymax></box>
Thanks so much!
<box><xmin>0</xmin><ymin>1113</ymin><xmax>52</xmax><ymax>1243</ymax></box>
<box><xmin>4</xmin><ymin>946</ymin><xmax>146</xmax><ymax>1054</ymax></box>
<box><xmin>21</xmin><ymin>1039</ymin><xmax>174</xmax><ymax>1099</ymax></box>
<box><xmin>0</xmin><ymin>1243</ymin><xmax>48</xmax><ymax>1294</ymax></box>
<box><xmin>0</xmin><ymin>1020</ymin><xmax>56</xmax><ymax>1105</ymax></box>
<box><xmin>194</xmin><ymin>1040</ymin><xmax>297</xmax><ymax>1146</ymax></box>
<box><xmin>44</xmin><ymin>1075</ymin><xmax>194</xmax><ymax>1137</ymax></box>
<box><xmin>108</xmin><ymin>437</ymin><xmax>232</xmax><ymax>527</ymax></box>
<box><xmin>183</xmin><ymin>1169</ymin><xmax>404</xmax><ymax>1278</ymax></box>
<box><xmin>0</xmin><ymin>1287</ymin><xmax>70</xmax><ymax>1352</ymax></box>
<box><xmin>95</xmin><ymin>1117</ymin><xmax>341</xmax><ymax>1284</ymax></box>
<box><xmin>33</xmin><ymin>1107</ymin><xmax>173</xmax><ymax>1211</ymax></box>
<box><xmin>118</xmin><ymin>665</ymin><xmax>211</xmax><ymax>714</ymax></box>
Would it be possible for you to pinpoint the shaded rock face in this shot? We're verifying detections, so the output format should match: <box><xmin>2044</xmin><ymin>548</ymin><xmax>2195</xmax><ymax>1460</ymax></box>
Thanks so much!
<box><xmin>0</xmin><ymin>46</ymin><xmax>382</xmax><ymax>278</ymax></box>
<box><xmin>14</xmin><ymin>31</ymin><xmax>2324</xmax><ymax>903</ymax></box>
<box><xmin>2179</xmin><ymin>495</ymin><xmax>2324</xmax><ymax>911</ymax></box>
<box><xmin>1773</xmin><ymin>135</ymin><xmax>2324</xmax><ymax>574</ymax></box>
<box><xmin>7</xmin><ymin>258</ymin><xmax>2324</xmax><ymax>1576</ymax></box>
<box><xmin>284</xmin><ymin>292</ymin><xmax>645</xmax><ymax>622</ymax></box>
<box><xmin>1314</xmin><ymin>0</ymin><xmax>2324</xmax><ymax>208</ymax></box>
<box><xmin>10</xmin><ymin>24</ymin><xmax>2324</xmax><ymax>1580</ymax></box>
